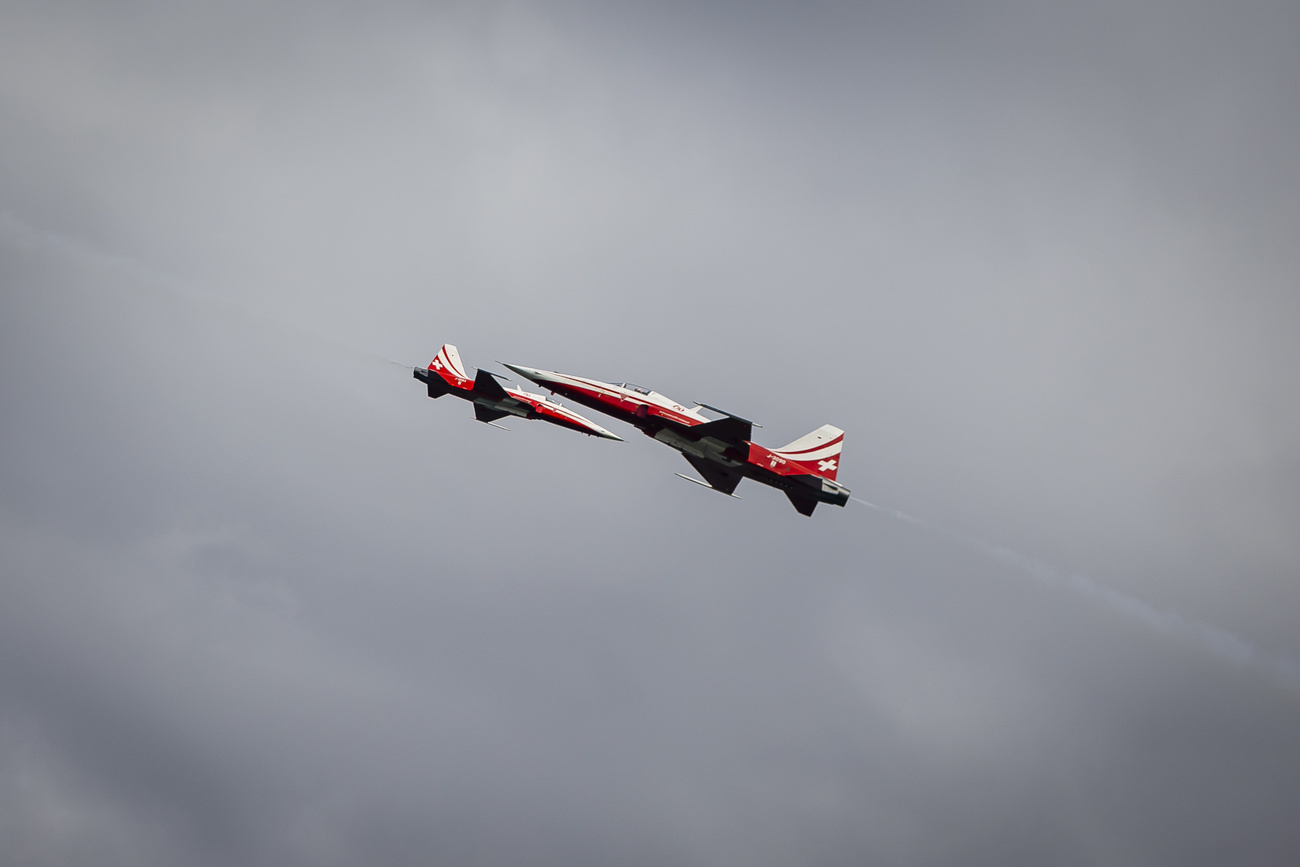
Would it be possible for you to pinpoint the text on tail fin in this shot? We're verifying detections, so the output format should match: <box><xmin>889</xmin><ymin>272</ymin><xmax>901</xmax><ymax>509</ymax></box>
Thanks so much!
<box><xmin>429</xmin><ymin>344</ymin><xmax>471</xmax><ymax>385</ymax></box>
<box><xmin>771</xmin><ymin>424</ymin><xmax>844</xmax><ymax>480</ymax></box>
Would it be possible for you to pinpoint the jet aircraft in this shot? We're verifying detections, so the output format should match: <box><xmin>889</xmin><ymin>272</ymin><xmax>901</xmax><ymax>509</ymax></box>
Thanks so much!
<box><xmin>501</xmin><ymin>362</ymin><xmax>849</xmax><ymax>515</ymax></box>
<box><xmin>414</xmin><ymin>345</ymin><xmax>622</xmax><ymax>440</ymax></box>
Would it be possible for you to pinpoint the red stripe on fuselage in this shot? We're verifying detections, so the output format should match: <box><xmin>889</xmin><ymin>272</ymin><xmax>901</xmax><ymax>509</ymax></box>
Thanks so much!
<box><xmin>746</xmin><ymin>442</ymin><xmax>836</xmax><ymax>479</ymax></box>
<box><xmin>543</xmin><ymin>376</ymin><xmax>703</xmax><ymax>428</ymax></box>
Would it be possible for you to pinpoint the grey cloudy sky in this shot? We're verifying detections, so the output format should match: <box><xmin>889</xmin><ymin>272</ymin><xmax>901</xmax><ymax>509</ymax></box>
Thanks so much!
<box><xmin>3</xmin><ymin>1</ymin><xmax>1299</xmax><ymax>864</ymax></box>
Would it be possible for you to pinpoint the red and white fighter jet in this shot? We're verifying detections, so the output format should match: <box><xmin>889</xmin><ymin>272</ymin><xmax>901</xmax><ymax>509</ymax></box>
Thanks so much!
<box><xmin>501</xmin><ymin>362</ymin><xmax>849</xmax><ymax>515</ymax></box>
<box><xmin>414</xmin><ymin>345</ymin><xmax>622</xmax><ymax>440</ymax></box>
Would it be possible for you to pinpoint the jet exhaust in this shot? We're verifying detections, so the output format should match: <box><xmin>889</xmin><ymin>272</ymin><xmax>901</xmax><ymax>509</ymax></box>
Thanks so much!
<box><xmin>850</xmin><ymin>497</ymin><xmax>1300</xmax><ymax>696</ymax></box>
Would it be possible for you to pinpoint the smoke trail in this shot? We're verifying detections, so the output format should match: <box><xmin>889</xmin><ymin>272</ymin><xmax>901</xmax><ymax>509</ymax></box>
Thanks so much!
<box><xmin>851</xmin><ymin>497</ymin><xmax>1300</xmax><ymax>695</ymax></box>
<box><xmin>0</xmin><ymin>211</ymin><xmax>414</xmax><ymax>371</ymax></box>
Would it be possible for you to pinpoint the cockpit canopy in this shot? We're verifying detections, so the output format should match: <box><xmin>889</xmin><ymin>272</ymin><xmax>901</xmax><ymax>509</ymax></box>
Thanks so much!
<box><xmin>619</xmin><ymin>383</ymin><xmax>652</xmax><ymax>395</ymax></box>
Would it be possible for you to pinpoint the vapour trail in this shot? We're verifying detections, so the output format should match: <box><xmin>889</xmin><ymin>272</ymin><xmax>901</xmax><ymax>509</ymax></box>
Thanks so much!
<box><xmin>14</xmin><ymin>211</ymin><xmax>1294</xmax><ymax>693</ymax></box>
<box><xmin>850</xmin><ymin>497</ymin><xmax>1300</xmax><ymax>696</ymax></box>
<box><xmin>0</xmin><ymin>211</ymin><xmax>414</xmax><ymax>371</ymax></box>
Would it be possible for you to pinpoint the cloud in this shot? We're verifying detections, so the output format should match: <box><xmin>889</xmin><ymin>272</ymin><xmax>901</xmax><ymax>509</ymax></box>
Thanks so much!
<box><xmin>3</xmin><ymin>1</ymin><xmax>1300</xmax><ymax>864</ymax></box>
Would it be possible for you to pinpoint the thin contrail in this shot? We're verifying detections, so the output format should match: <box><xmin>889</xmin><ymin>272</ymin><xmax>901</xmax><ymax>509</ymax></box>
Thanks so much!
<box><xmin>1</xmin><ymin>211</ymin><xmax>414</xmax><ymax>371</ymax></box>
<box><xmin>13</xmin><ymin>212</ymin><xmax>1295</xmax><ymax>694</ymax></box>
<box><xmin>851</xmin><ymin>497</ymin><xmax>1300</xmax><ymax>696</ymax></box>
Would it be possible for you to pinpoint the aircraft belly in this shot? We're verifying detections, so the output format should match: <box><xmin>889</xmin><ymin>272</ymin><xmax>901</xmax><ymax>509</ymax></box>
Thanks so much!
<box><xmin>475</xmin><ymin>397</ymin><xmax>530</xmax><ymax>418</ymax></box>
<box><xmin>653</xmin><ymin>428</ymin><xmax>737</xmax><ymax>463</ymax></box>
<box><xmin>654</xmin><ymin>428</ymin><xmax>704</xmax><ymax>457</ymax></box>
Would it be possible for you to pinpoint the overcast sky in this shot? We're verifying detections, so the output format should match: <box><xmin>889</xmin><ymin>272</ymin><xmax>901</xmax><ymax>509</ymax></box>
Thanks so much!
<box><xmin>3</xmin><ymin>1</ymin><xmax>1299</xmax><ymax>864</ymax></box>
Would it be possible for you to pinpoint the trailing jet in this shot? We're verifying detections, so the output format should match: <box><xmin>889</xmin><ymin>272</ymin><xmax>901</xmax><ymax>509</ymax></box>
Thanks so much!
<box><xmin>414</xmin><ymin>345</ymin><xmax>622</xmax><ymax>440</ymax></box>
<box><xmin>500</xmin><ymin>363</ymin><xmax>848</xmax><ymax>515</ymax></box>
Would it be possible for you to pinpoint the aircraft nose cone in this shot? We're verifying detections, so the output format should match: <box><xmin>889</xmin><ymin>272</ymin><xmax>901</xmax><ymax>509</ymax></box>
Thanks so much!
<box><xmin>501</xmin><ymin>363</ymin><xmax>548</xmax><ymax>382</ymax></box>
<box><xmin>595</xmin><ymin>428</ymin><xmax>624</xmax><ymax>441</ymax></box>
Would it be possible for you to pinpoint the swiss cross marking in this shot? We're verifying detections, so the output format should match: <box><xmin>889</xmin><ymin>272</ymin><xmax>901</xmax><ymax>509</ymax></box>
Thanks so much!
<box><xmin>431</xmin><ymin>358</ymin><xmax>443</xmax><ymax>370</ymax></box>
<box><xmin>818</xmin><ymin>459</ymin><xmax>838</xmax><ymax>473</ymax></box>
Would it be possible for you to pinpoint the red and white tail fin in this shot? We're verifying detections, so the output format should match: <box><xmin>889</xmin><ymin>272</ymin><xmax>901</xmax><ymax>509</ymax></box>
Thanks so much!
<box><xmin>427</xmin><ymin>343</ymin><xmax>471</xmax><ymax>387</ymax></box>
<box><xmin>772</xmin><ymin>425</ymin><xmax>845</xmax><ymax>480</ymax></box>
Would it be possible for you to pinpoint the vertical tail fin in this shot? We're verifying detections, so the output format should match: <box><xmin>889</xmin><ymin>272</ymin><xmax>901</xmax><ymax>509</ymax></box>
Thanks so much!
<box><xmin>772</xmin><ymin>425</ymin><xmax>844</xmax><ymax>480</ymax></box>
<box><xmin>427</xmin><ymin>344</ymin><xmax>472</xmax><ymax>388</ymax></box>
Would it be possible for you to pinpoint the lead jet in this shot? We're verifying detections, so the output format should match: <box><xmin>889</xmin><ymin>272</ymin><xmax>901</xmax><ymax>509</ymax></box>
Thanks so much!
<box><xmin>500</xmin><ymin>363</ymin><xmax>849</xmax><ymax>515</ymax></box>
<box><xmin>414</xmin><ymin>345</ymin><xmax>622</xmax><ymax>440</ymax></box>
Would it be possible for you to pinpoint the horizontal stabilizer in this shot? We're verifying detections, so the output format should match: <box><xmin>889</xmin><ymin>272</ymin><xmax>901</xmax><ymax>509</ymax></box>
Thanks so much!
<box><xmin>415</xmin><ymin>367</ymin><xmax>452</xmax><ymax>398</ymax></box>
<box><xmin>785</xmin><ymin>491</ymin><xmax>818</xmax><ymax>516</ymax></box>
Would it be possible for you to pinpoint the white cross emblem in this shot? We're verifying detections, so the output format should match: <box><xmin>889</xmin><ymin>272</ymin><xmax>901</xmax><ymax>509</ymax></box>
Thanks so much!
<box><xmin>431</xmin><ymin>358</ymin><xmax>443</xmax><ymax>370</ymax></box>
<box><xmin>818</xmin><ymin>459</ymin><xmax>837</xmax><ymax>473</ymax></box>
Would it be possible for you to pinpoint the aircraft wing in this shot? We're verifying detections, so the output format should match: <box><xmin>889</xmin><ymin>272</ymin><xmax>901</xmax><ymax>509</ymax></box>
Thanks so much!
<box><xmin>664</xmin><ymin>413</ymin><xmax>752</xmax><ymax>446</ymax></box>
<box><xmin>682</xmin><ymin>454</ymin><xmax>744</xmax><ymax>495</ymax></box>
<box><xmin>473</xmin><ymin>368</ymin><xmax>510</xmax><ymax>401</ymax></box>
<box><xmin>785</xmin><ymin>491</ymin><xmax>819</xmax><ymax>516</ymax></box>
<box><xmin>474</xmin><ymin>404</ymin><xmax>510</xmax><ymax>423</ymax></box>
